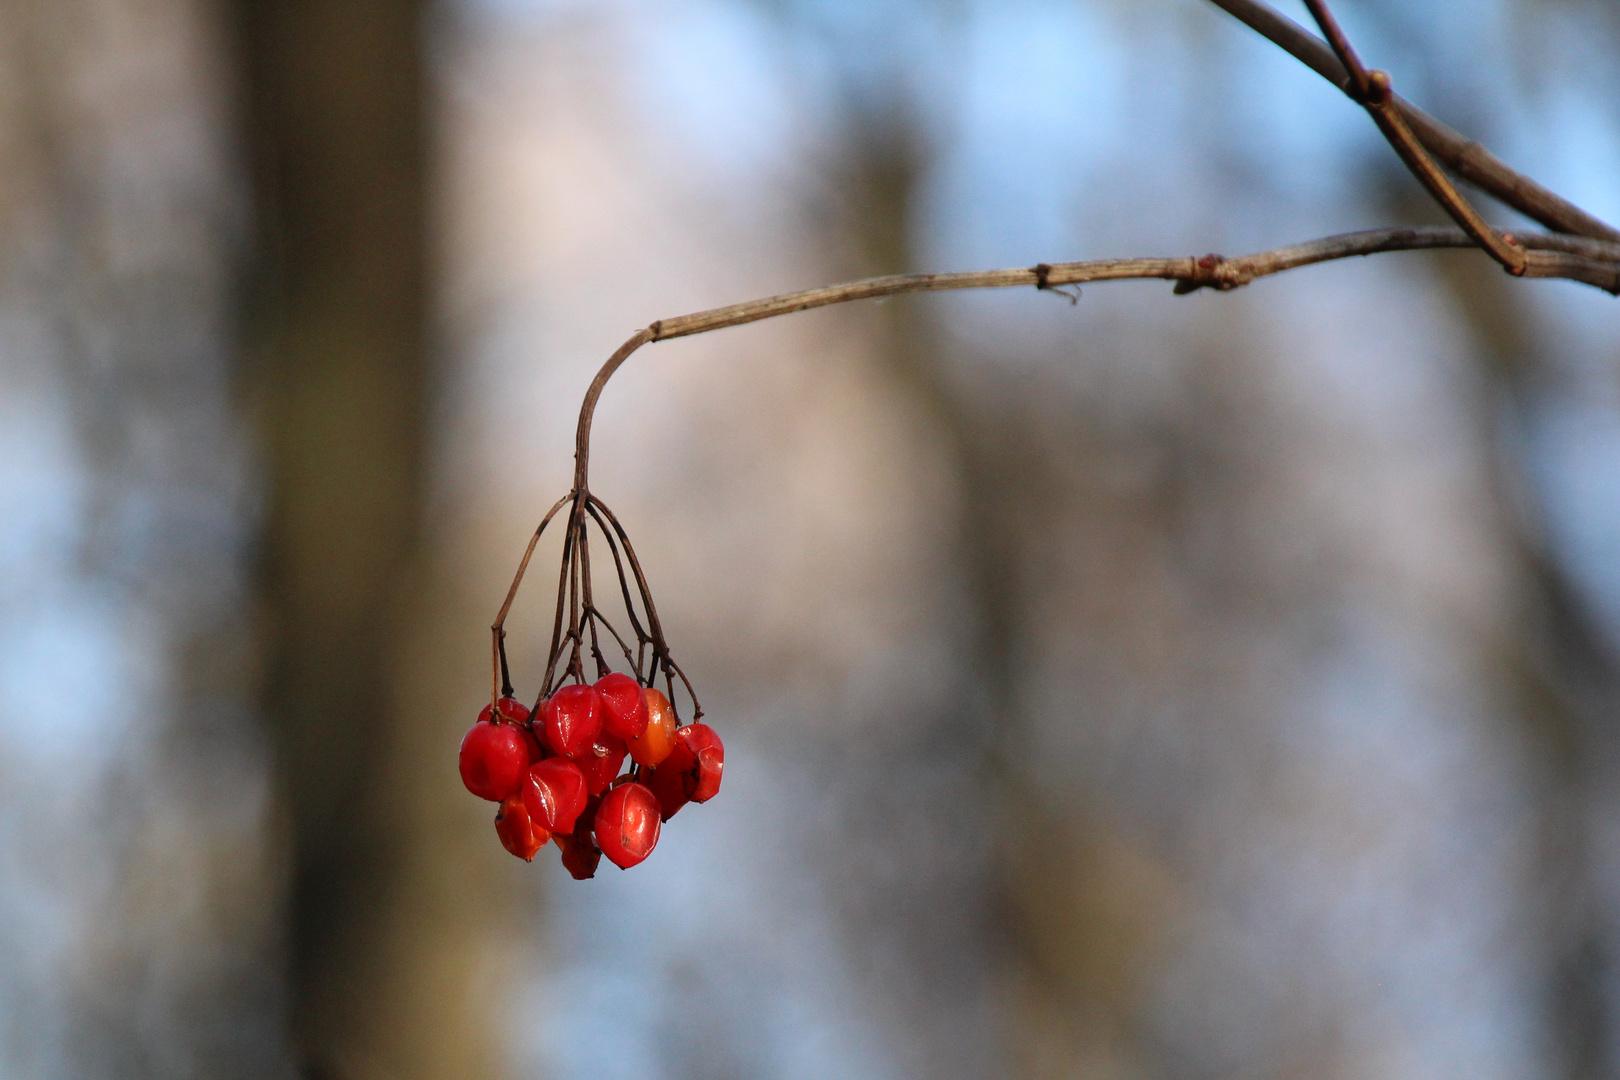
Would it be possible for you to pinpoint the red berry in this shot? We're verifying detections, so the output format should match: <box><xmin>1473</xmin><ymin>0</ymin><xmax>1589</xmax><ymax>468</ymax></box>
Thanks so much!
<box><xmin>594</xmin><ymin>672</ymin><xmax>649</xmax><ymax>740</ymax></box>
<box><xmin>487</xmin><ymin>699</ymin><xmax>545</xmax><ymax>765</ymax></box>
<box><xmin>520</xmin><ymin>724</ymin><xmax>545</xmax><ymax>764</ymax></box>
<box><xmin>459</xmin><ymin>718</ymin><xmax>530</xmax><ymax>801</ymax></box>
<box><xmin>647</xmin><ymin>740</ymin><xmax>696</xmax><ymax>820</ymax></box>
<box><xmin>627</xmin><ymin>687</ymin><xmax>678</xmax><ymax>766</ymax></box>
<box><xmin>541</xmin><ymin>684</ymin><xmax>603</xmax><ymax>759</ymax></box>
<box><xmin>679</xmin><ymin>724</ymin><xmax>724</xmax><ymax>802</ymax></box>
<box><xmin>556</xmin><ymin>793</ymin><xmax>603</xmax><ymax>879</ymax></box>
<box><xmin>575</xmin><ymin>733</ymin><xmax>627</xmax><ymax>797</ymax></box>
<box><xmin>646</xmin><ymin>723</ymin><xmax>724</xmax><ymax>819</ymax></box>
<box><xmin>523</xmin><ymin>757</ymin><xmax>588</xmax><ymax>834</ymax></box>
<box><xmin>495</xmin><ymin>793</ymin><xmax>549</xmax><ymax>861</ymax></box>
<box><xmin>478</xmin><ymin>695</ymin><xmax>532</xmax><ymax>727</ymax></box>
<box><xmin>595</xmin><ymin>782</ymin><xmax>661</xmax><ymax>869</ymax></box>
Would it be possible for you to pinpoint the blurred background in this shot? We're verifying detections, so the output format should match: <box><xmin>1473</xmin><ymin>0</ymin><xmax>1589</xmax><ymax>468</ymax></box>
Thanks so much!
<box><xmin>2</xmin><ymin>0</ymin><xmax>1619</xmax><ymax>1078</ymax></box>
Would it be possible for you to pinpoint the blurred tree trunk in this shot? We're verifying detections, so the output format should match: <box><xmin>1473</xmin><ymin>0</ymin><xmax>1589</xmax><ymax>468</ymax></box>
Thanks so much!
<box><xmin>231</xmin><ymin>4</ymin><xmax>503</xmax><ymax>1078</ymax></box>
<box><xmin>829</xmin><ymin>100</ymin><xmax>1174</xmax><ymax>1080</ymax></box>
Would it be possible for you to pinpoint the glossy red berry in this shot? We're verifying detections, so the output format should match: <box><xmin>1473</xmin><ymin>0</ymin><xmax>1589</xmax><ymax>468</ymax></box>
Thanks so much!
<box><xmin>523</xmin><ymin>757</ymin><xmax>588</xmax><ymax>834</ymax></box>
<box><xmin>679</xmin><ymin>724</ymin><xmax>724</xmax><ymax>802</ymax></box>
<box><xmin>595</xmin><ymin>782</ymin><xmax>661</xmax><ymax>869</ymax></box>
<box><xmin>626</xmin><ymin>687</ymin><xmax>678</xmax><ymax>767</ymax></box>
<box><xmin>646</xmin><ymin>723</ymin><xmax>724</xmax><ymax>820</ymax></box>
<box><xmin>459</xmin><ymin>717</ymin><xmax>531</xmax><ymax>801</ymax></box>
<box><xmin>575</xmin><ymin>733</ymin><xmax>627</xmax><ymax>797</ymax></box>
<box><xmin>594</xmin><ymin>672</ymin><xmax>649</xmax><ymax>740</ymax></box>
<box><xmin>478</xmin><ymin>695</ymin><xmax>531</xmax><ymax>727</ymax></box>
<box><xmin>541</xmin><ymin>684</ymin><xmax>603</xmax><ymax>759</ymax></box>
<box><xmin>495</xmin><ymin>793</ymin><xmax>549</xmax><ymax>861</ymax></box>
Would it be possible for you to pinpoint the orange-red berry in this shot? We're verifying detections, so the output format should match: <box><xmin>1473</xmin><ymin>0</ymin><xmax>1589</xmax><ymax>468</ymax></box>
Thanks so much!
<box><xmin>626</xmin><ymin>687</ymin><xmax>678</xmax><ymax>767</ymax></box>
<box><xmin>495</xmin><ymin>793</ymin><xmax>549</xmax><ymax>861</ymax></box>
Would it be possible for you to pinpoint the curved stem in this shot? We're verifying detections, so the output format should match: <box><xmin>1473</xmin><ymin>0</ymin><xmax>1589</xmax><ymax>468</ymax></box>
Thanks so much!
<box><xmin>566</xmin><ymin>226</ymin><xmax>1620</xmax><ymax>498</ymax></box>
<box><xmin>494</xmin><ymin>493</ymin><xmax>573</xmax><ymax>630</ymax></box>
<box><xmin>573</xmin><ymin>328</ymin><xmax>656</xmax><ymax>497</ymax></box>
<box><xmin>541</xmin><ymin>225</ymin><xmax>1617</xmax><ymax>717</ymax></box>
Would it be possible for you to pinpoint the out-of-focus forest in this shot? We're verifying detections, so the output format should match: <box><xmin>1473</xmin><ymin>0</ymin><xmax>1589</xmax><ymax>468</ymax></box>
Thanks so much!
<box><xmin>2</xmin><ymin>0</ymin><xmax>1620</xmax><ymax>1078</ymax></box>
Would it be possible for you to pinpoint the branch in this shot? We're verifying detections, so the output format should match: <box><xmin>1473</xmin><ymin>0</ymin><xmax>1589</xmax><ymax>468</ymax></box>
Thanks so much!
<box><xmin>650</xmin><ymin>227</ymin><xmax>1618</xmax><ymax>338</ymax></box>
<box><xmin>1301</xmin><ymin>0</ymin><xmax>1528</xmax><ymax>275</ymax></box>
<box><xmin>568</xmin><ymin>225</ymin><xmax>1620</xmax><ymax>497</ymax></box>
<box><xmin>1202</xmin><ymin>0</ymin><xmax>1620</xmax><ymax>244</ymax></box>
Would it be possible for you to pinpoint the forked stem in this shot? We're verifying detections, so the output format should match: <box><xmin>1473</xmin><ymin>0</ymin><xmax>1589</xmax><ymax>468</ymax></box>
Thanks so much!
<box><xmin>1302</xmin><ymin>0</ymin><xmax>1527</xmax><ymax>275</ymax></box>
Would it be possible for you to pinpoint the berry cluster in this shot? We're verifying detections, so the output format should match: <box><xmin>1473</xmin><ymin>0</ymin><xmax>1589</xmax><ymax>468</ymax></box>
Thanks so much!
<box><xmin>459</xmin><ymin>672</ymin><xmax>723</xmax><ymax>878</ymax></box>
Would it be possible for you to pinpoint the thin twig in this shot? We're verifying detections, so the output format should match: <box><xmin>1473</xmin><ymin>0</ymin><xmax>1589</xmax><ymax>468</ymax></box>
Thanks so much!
<box><xmin>543</xmin><ymin>629</ymin><xmax>580</xmax><ymax>700</ymax></box>
<box><xmin>491</xmin><ymin>492</ymin><xmax>571</xmax><ymax>711</ymax></box>
<box><xmin>1300</xmin><ymin>0</ymin><xmax>1527</xmax><ymax>275</ymax></box>
<box><xmin>584</xmin><ymin>501</ymin><xmax>655</xmax><ymax>672</ymax></box>
<box><xmin>572</xmin><ymin>328</ymin><xmax>654</xmax><ymax>505</ymax></box>
<box><xmin>1202</xmin><ymin>0</ymin><xmax>1620</xmax><ymax>244</ymax></box>
<box><xmin>558</xmin><ymin>225</ymin><xmax>1618</xmax><ymax>527</ymax></box>
<box><xmin>587</xmin><ymin>494</ymin><xmax>673</xmax><ymax>654</ymax></box>
<box><xmin>566</xmin><ymin>514</ymin><xmax>584</xmax><ymax>682</ymax></box>
<box><xmin>537</xmin><ymin>505</ymin><xmax>579</xmax><ymax>708</ymax></box>
<box><xmin>586</xmin><ymin>604</ymin><xmax>640</xmax><ymax>673</ymax></box>
<box><xmin>648</xmin><ymin>227</ymin><xmax>1614</xmax><ymax>344</ymax></box>
<box><xmin>1366</xmin><ymin>82</ymin><xmax>1528</xmax><ymax>273</ymax></box>
<box><xmin>577</xmin><ymin>515</ymin><xmax>609</xmax><ymax>679</ymax></box>
<box><xmin>585</xmin><ymin>494</ymin><xmax>704</xmax><ymax>718</ymax></box>
<box><xmin>498</xmin><ymin>631</ymin><xmax>513</xmax><ymax>699</ymax></box>
<box><xmin>1300</xmin><ymin>0</ymin><xmax>1370</xmax><ymax>96</ymax></box>
<box><xmin>493</xmin><ymin>493</ymin><xmax>572</xmax><ymax>632</ymax></box>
